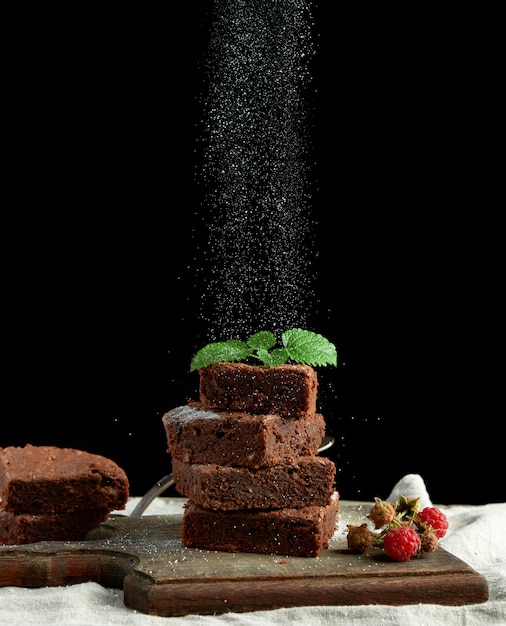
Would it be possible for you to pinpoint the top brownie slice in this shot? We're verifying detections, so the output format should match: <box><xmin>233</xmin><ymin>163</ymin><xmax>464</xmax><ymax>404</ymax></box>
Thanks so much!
<box><xmin>0</xmin><ymin>444</ymin><xmax>129</xmax><ymax>514</ymax></box>
<box><xmin>199</xmin><ymin>362</ymin><xmax>318</xmax><ymax>417</ymax></box>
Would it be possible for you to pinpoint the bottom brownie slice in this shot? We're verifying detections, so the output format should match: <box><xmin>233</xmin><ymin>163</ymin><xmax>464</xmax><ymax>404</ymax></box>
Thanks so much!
<box><xmin>0</xmin><ymin>509</ymin><xmax>110</xmax><ymax>545</ymax></box>
<box><xmin>181</xmin><ymin>491</ymin><xmax>339</xmax><ymax>557</ymax></box>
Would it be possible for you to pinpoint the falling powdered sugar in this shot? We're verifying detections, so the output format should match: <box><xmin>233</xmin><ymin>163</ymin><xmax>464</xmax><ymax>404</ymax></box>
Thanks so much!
<box><xmin>194</xmin><ymin>0</ymin><xmax>317</xmax><ymax>342</ymax></box>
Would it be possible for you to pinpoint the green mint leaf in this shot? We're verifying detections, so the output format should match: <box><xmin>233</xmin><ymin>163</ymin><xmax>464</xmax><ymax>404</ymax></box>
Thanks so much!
<box><xmin>282</xmin><ymin>328</ymin><xmax>338</xmax><ymax>367</ymax></box>
<box><xmin>261</xmin><ymin>347</ymin><xmax>290</xmax><ymax>367</ymax></box>
<box><xmin>253</xmin><ymin>347</ymin><xmax>271</xmax><ymax>365</ymax></box>
<box><xmin>247</xmin><ymin>330</ymin><xmax>276</xmax><ymax>351</ymax></box>
<box><xmin>190</xmin><ymin>340</ymin><xmax>251</xmax><ymax>372</ymax></box>
<box><xmin>190</xmin><ymin>329</ymin><xmax>338</xmax><ymax>371</ymax></box>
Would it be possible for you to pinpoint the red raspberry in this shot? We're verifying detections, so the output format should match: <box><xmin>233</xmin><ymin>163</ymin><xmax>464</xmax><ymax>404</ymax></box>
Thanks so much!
<box><xmin>417</xmin><ymin>507</ymin><xmax>449</xmax><ymax>538</ymax></box>
<box><xmin>383</xmin><ymin>526</ymin><xmax>420</xmax><ymax>562</ymax></box>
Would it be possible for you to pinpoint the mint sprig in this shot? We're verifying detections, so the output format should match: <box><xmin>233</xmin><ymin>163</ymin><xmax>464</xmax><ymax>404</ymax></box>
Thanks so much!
<box><xmin>190</xmin><ymin>328</ymin><xmax>338</xmax><ymax>372</ymax></box>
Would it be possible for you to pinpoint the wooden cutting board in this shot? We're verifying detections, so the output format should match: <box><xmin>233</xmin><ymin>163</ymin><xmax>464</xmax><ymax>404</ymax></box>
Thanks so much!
<box><xmin>0</xmin><ymin>501</ymin><xmax>488</xmax><ymax>617</ymax></box>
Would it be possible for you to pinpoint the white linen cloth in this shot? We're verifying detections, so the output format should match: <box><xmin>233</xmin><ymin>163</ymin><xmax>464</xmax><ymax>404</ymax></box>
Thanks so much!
<box><xmin>1</xmin><ymin>475</ymin><xmax>505</xmax><ymax>626</ymax></box>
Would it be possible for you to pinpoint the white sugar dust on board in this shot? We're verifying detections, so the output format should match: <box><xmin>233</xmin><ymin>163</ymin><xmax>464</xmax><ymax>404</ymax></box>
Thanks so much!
<box><xmin>193</xmin><ymin>0</ymin><xmax>318</xmax><ymax>342</ymax></box>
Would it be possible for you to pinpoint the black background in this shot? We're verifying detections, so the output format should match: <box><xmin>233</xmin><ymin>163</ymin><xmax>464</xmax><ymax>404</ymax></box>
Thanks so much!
<box><xmin>3</xmin><ymin>4</ymin><xmax>501</xmax><ymax>504</ymax></box>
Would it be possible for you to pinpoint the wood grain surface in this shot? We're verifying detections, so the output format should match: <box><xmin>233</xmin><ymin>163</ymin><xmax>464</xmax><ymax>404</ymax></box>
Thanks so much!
<box><xmin>0</xmin><ymin>502</ymin><xmax>489</xmax><ymax>617</ymax></box>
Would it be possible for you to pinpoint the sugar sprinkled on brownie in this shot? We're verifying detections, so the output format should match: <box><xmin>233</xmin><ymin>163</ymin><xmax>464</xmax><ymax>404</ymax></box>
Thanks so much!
<box><xmin>163</xmin><ymin>401</ymin><xmax>325</xmax><ymax>468</ymax></box>
<box><xmin>182</xmin><ymin>491</ymin><xmax>340</xmax><ymax>557</ymax></box>
<box><xmin>199</xmin><ymin>362</ymin><xmax>318</xmax><ymax>418</ymax></box>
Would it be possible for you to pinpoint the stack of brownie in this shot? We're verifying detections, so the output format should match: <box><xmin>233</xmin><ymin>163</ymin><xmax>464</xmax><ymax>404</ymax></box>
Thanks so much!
<box><xmin>162</xmin><ymin>362</ymin><xmax>339</xmax><ymax>557</ymax></box>
<box><xmin>0</xmin><ymin>444</ymin><xmax>129</xmax><ymax>545</ymax></box>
